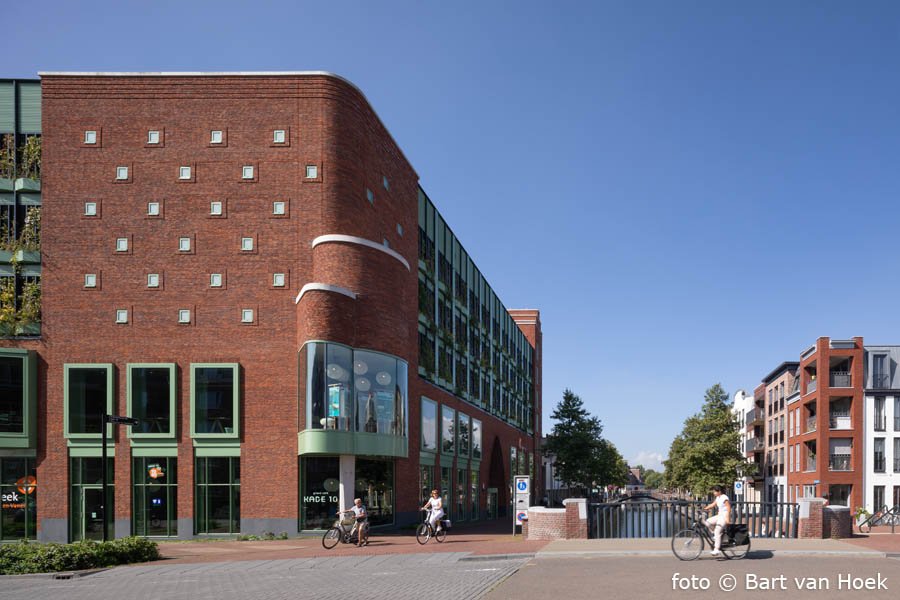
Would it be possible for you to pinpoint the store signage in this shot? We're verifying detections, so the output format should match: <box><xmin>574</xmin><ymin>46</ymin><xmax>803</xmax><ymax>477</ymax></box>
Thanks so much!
<box><xmin>148</xmin><ymin>465</ymin><xmax>165</xmax><ymax>479</ymax></box>
<box><xmin>1</xmin><ymin>489</ymin><xmax>25</xmax><ymax>510</ymax></box>
<box><xmin>303</xmin><ymin>491</ymin><xmax>339</xmax><ymax>504</ymax></box>
<box><xmin>106</xmin><ymin>415</ymin><xmax>140</xmax><ymax>426</ymax></box>
<box><xmin>17</xmin><ymin>476</ymin><xmax>36</xmax><ymax>495</ymax></box>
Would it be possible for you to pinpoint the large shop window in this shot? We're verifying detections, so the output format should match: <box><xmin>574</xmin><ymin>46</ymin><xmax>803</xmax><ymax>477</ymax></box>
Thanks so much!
<box><xmin>456</xmin><ymin>468</ymin><xmax>467</xmax><ymax>521</ymax></box>
<box><xmin>1</xmin><ymin>458</ymin><xmax>37</xmax><ymax>540</ymax></box>
<box><xmin>421</xmin><ymin>398</ymin><xmax>437</xmax><ymax>451</ymax></box>
<box><xmin>70</xmin><ymin>457</ymin><xmax>114</xmax><ymax>541</ymax></box>
<box><xmin>128</xmin><ymin>365</ymin><xmax>176</xmax><ymax>437</ymax></box>
<box><xmin>441</xmin><ymin>466</ymin><xmax>451</xmax><ymax>519</ymax></box>
<box><xmin>306</xmin><ymin>342</ymin><xmax>408</xmax><ymax>437</ymax></box>
<box><xmin>0</xmin><ymin>356</ymin><xmax>25</xmax><ymax>434</ymax></box>
<box><xmin>472</xmin><ymin>419</ymin><xmax>482</xmax><ymax>460</ymax></box>
<box><xmin>441</xmin><ymin>406</ymin><xmax>455</xmax><ymax>454</ymax></box>
<box><xmin>419</xmin><ymin>465</ymin><xmax>434</xmax><ymax>505</ymax></box>
<box><xmin>356</xmin><ymin>458</ymin><xmax>394</xmax><ymax>527</ymax></box>
<box><xmin>458</xmin><ymin>413</ymin><xmax>470</xmax><ymax>456</ymax></box>
<box><xmin>64</xmin><ymin>365</ymin><xmax>113</xmax><ymax>438</ymax></box>
<box><xmin>300</xmin><ymin>456</ymin><xmax>340</xmax><ymax>530</ymax></box>
<box><xmin>470</xmin><ymin>470</ymin><xmax>479</xmax><ymax>521</ymax></box>
<box><xmin>195</xmin><ymin>456</ymin><xmax>240</xmax><ymax>534</ymax></box>
<box><xmin>132</xmin><ymin>457</ymin><xmax>177</xmax><ymax>537</ymax></box>
<box><xmin>191</xmin><ymin>364</ymin><xmax>239</xmax><ymax>438</ymax></box>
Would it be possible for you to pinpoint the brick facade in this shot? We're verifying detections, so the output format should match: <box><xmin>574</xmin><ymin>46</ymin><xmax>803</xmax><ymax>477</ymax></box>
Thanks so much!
<box><xmin>0</xmin><ymin>73</ymin><xmax>541</xmax><ymax>540</ymax></box>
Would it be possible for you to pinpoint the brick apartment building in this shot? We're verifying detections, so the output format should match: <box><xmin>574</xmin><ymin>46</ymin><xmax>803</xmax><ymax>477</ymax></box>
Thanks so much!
<box><xmin>762</xmin><ymin>361</ymin><xmax>798</xmax><ymax>504</ymax></box>
<box><xmin>0</xmin><ymin>72</ymin><xmax>542</xmax><ymax>542</ymax></box>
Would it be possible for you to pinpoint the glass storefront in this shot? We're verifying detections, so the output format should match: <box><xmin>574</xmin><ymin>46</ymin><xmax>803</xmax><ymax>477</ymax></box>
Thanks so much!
<box><xmin>457</xmin><ymin>468</ymin><xmax>467</xmax><ymax>521</ymax></box>
<box><xmin>195</xmin><ymin>456</ymin><xmax>240</xmax><ymax>534</ymax></box>
<box><xmin>441</xmin><ymin>466</ymin><xmax>451</xmax><ymax>519</ymax></box>
<box><xmin>132</xmin><ymin>457</ymin><xmax>177</xmax><ymax>537</ymax></box>
<box><xmin>419</xmin><ymin>465</ymin><xmax>434</xmax><ymax>505</ymax></box>
<box><xmin>458</xmin><ymin>413</ymin><xmax>469</xmax><ymax>456</ymax></box>
<box><xmin>300</xmin><ymin>457</ymin><xmax>340</xmax><ymax>530</ymax></box>
<box><xmin>356</xmin><ymin>458</ymin><xmax>394</xmax><ymax>527</ymax></box>
<box><xmin>306</xmin><ymin>343</ymin><xmax>408</xmax><ymax>437</ymax></box>
<box><xmin>470</xmin><ymin>470</ymin><xmax>479</xmax><ymax>521</ymax></box>
<box><xmin>1</xmin><ymin>458</ymin><xmax>36</xmax><ymax>540</ymax></box>
<box><xmin>442</xmin><ymin>407</ymin><xmax>455</xmax><ymax>453</ymax></box>
<box><xmin>69</xmin><ymin>457</ymin><xmax>114</xmax><ymax>541</ymax></box>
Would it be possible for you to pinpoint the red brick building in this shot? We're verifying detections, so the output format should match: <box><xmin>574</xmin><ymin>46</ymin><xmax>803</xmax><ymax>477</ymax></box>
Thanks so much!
<box><xmin>0</xmin><ymin>72</ymin><xmax>541</xmax><ymax>541</ymax></box>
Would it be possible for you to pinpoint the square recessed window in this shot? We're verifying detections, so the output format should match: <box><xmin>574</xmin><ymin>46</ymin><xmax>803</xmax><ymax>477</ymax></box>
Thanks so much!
<box><xmin>178</xmin><ymin>309</ymin><xmax>191</xmax><ymax>323</ymax></box>
<box><xmin>116</xmin><ymin>166</ymin><xmax>129</xmax><ymax>180</ymax></box>
<box><xmin>148</xmin><ymin>130</ymin><xmax>160</xmax><ymax>144</ymax></box>
<box><xmin>84</xmin><ymin>274</ymin><xmax>97</xmax><ymax>288</ymax></box>
<box><xmin>147</xmin><ymin>273</ymin><xmax>160</xmax><ymax>288</ymax></box>
<box><xmin>273</xmin><ymin>129</ymin><xmax>286</xmax><ymax>144</ymax></box>
<box><xmin>179</xmin><ymin>166</ymin><xmax>192</xmax><ymax>180</ymax></box>
<box><xmin>241</xmin><ymin>309</ymin><xmax>254</xmax><ymax>323</ymax></box>
<box><xmin>272</xmin><ymin>201</ymin><xmax>286</xmax><ymax>215</ymax></box>
<box><xmin>273</xmin><ymin>273</ymin><xmax>286</xmax><ymax>287</ymax></box>
<box><xmin>305</xmin><ymin>165</ymin><xmax>318</xmax><ymax>179</ymax></box>
<box><xmin>210</xmin><ymin>201</ymin><xmax>223</xmax><ymax>216</ymax></box>
<box><xmin>210</xmin><ymin>130</ymin><xmax>223</xmax><ymax>144</ymax></box>
<box><xmin>84</xmin><ymin>130</ymin><xmax>97</xmax><ymax>144</ymax></box>
<box><xmin>84</xmin><ymin>202</ymin><xmax>98</xmax><ymax>216</ymax></box>
<box><xmin>116</xmin><ymin>309</ymin><xmax>129</xmax><ymax>324</ymax></box>
<box><xmin>147</xmin><ymin>202</ymin><xmax>160</xmax><ymax>216</ymax></box>
<box><xmin>210</xmin><ymin>273</ymin><xmax>223</xmax><ymax>287</ymax></box>
<box><xmin>397</xmin><ymin>223</ymin><xmax>404</xmax><ymax>236</ymax></box>
<box><xmin>383</xmin><ymin>238</ymin><xmax>391</xmax><ymax>249</ymax></box>
<box><xmin>179</xmin><ymin>237</ymin><xmax>191</xmax><ymax>252</ymax></box>
<box><xmin>116</xmin><ymin>237</ymin><xmax>129</xmax><ymax>252</ymax></box>
<box><xmin>366</xmin><ymin>188</ymin><xmax>374</xmax><ymax>204</ymax></box>
<box><xmin>241</xmin><ymin>237</ymin><xmax>254</xmax><ymax>251</ymax></box>
<box><xmin>242</xmin><ymin>165</ymin><xmax>254</xmax><ymax>179</ymax></box>
<box><xmin>383</xmin><ymin>175</ymin><xmax>390</xmax><ymax>190</ymax></box>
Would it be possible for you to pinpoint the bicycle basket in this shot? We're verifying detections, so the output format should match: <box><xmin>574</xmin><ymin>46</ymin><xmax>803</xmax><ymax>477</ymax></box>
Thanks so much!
<box><xmin>441</xmin><ymin>519</ymin><xmax>452</xmax><ymax>529</ymax></box>
<box><xmin>341</xmin><ymin>516</ymin><xmax>356</xmax><ymax>527</ymax></box>
<box><xmin>726</xmin><ymin>524</ymin><xmax>749</xmax><ymax>545</ymax></box>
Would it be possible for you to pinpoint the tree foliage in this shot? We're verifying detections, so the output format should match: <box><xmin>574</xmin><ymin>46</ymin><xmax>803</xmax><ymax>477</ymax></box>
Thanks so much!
<box><xmin>544</xmin><ymin>389</ymin><xmax>628</xmax><ymax>494</ymax></box>
<box><xmin>663</xmin><ymin>384</ymin><xmax>743</xmax><ymax>496</ymax></box>
<box><xmin>642</xmin><ymin>469</ymin><xmax>665</xmax><ymax>489</ymax></box>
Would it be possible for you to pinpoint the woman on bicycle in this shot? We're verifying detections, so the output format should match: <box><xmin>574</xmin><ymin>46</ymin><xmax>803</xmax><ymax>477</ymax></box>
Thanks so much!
<box><xmin>421</xmin><ymin>489</ymin><xmax>444</xmax><ymax>532</ymax></box>
<box><xmin>704</xmin><ymin>485</ymin><xmax>731</xmax><ymax>557</ymax></box>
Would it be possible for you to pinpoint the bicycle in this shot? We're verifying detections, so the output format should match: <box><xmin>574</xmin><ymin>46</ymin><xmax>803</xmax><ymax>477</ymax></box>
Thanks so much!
<box><xmin>671</xmin><ymin>513</ymin><xmax>750</xmax><ymax>560</ymax></box>
<box><xmin>859</xmin><ymin>505</ymin><xmax>900</xmax><ymax>534</ymax></box>
<box><xmin>322</xmin><ymin>510</ymin><xmax>369</xmax><ymax>549</ymax></box>
<box><xmin>416</xmin><ymin>508</ymin><xmax>449</xmax><ymax>545</ymax></box>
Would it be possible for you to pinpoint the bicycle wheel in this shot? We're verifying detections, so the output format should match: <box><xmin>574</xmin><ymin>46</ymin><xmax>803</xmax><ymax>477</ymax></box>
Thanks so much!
<box><xmin>322</xmin><ymin>527</ymin><xmax>341</xmax><ymax>549</ymax></box>
<box><xmin>671</xmin><ymin>529</ymin><xmax>704</xmax><ymax>561</ymax></box>
<box><xmin>435</xmin><ymin>527</ymin><xmax>447</xmax><ymax>543</ymax></box>
<box><xmin>723</xmin><ymin>537</ymin><xmax>750</xmax><ymax>560</ymax></box>
<box><xmin>416</xmin><ymin>523</ymin><xmax>432</xmax><ymax>545</ymax></box>
<box><xmin>859</xmin><ymin>520</ymin><xmax>871</xmax><ymax>534</ymax></box>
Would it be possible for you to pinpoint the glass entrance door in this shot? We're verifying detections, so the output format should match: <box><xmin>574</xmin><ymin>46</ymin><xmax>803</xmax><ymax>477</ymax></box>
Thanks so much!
<box><xmin>487</xmin><ymin>488</ymin><xmax>498</xmax><ymax>520</ymax></box>
<box><xmin>82</xmin><ymin>487</ymin><xmax>105</xmax><ymax>540</ymax></box>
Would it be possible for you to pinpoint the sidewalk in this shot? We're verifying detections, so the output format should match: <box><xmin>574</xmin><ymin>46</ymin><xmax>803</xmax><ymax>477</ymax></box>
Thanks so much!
<box><xmin>537</xmin><ymin>537</ymin><xmax>891</xmax><ymax>558</ymax></box>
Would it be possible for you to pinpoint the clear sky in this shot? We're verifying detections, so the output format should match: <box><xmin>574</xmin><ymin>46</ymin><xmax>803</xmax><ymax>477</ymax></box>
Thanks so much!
<box><xmin>6</xmin><ymin>1</ymin><xmax>900</xmax><ymax>472</ymax></box>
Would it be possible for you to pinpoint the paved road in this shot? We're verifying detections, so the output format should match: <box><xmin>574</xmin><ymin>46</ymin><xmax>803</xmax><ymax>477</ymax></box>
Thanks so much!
<box><xmin>2</xmin><ymin>553</ymin><xmax>528</xmax><ymax>600</ymax></box>
<box><xmin>488</xmin><ymin>554</ymin><xmax>900</xmax><ymax>599</ymax></box>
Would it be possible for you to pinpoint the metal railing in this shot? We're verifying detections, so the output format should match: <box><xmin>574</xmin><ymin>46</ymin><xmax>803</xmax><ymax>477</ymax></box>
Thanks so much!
<box><xmin>872</xmin><ymin>374</ymin><xmax>891</xmax><ymax>388</ymax></box>
<box><xmin>807</xmin><ymin>379</ymin><xmax>817</xmax><ymax>393</ymax></box>
<box><xmin>588</xmin><ymin>500</ymin><xmax>799</xmax><ymax>539</ymax></box>
<box><xmin>830</xmin><ymin>372</ymin><xmax>851</xmax><ymax>387</ymax></box>
<box><xmin>829</xmin><ymin>454</ymin><xmax>851</xmax><ymax>471</ymax></box>
<box><xmin>829</xmin><ymin>411</ymin><xmax>851</xmax><ymax>429</ymax></box>
<box><xmin>806</xmin><ymin>456</ymin><xmax>817</xmax><ymax>471</ymax></box>
<box><xmin>745</xmin><ymin>437</ymin><xmax>762</xmax><ymax>452</ymax></box>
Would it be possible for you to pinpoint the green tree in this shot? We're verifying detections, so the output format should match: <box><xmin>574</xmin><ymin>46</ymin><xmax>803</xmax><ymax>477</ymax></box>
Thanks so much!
<box><xmin>543</xmin><ymin>389</ymin><xmax>627</xmax><ymax>494</ymax></box>
<box><xmin>663</xmin><ymin>383</ymin><xmax>743</xmax><ymax>496</ymax></box>
<box><xmin>643</xmin><ymin>469</ymin><xmax>665</xmax><ymax>489</ymax></box>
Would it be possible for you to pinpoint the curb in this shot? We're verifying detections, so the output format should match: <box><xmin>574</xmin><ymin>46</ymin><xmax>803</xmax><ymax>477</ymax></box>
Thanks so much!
<box><xmin>535</xmin><ymin>550</ymin><xmax>886</xmax><ymax>559</ymax></box>
<box><xmin>1</xmin><ymin>568</ymin><xmax>109</xmax><ymax>581</ymax></box>
<box><xmin>459</xmin><ymin>553</ymin><xmax>536</xmax><ymax>562</ymax></box>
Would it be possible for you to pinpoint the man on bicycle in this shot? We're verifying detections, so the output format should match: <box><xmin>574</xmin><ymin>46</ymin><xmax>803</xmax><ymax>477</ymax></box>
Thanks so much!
<box><xmin>703</xmin><ymin>485</ymin><xmax>731</xmax><ymax>557</ymax></box>
<box><xmin>339</xmin><ymin>498</ymin><xmax>368</xmax><ymax>547</ymax></box>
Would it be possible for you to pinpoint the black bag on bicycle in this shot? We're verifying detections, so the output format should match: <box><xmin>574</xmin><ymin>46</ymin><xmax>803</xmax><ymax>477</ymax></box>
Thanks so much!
<box><xmin>726</xmin><ymin>524</ymin><xmax>749</xmax><ymax>545</ymax></box>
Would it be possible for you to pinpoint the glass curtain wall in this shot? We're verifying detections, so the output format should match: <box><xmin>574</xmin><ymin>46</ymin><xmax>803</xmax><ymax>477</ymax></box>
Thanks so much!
<box><xmin>300</xmin><ymin>457</ymin><xmax>340</xmax><ymax>530</ymax></box>
<box><xmin>69</xmin><ymin>457</ymin><xmax>114</xmax><ymax>541</ymax></box>
<box><xmin>0</xmin><ymin>457</ymin><xmax>36</xmax><ymax>540</ymax></box>
<box><xmin>194</xmin><ymin>457</ymin><xmax>240</xmax><ymax>534</ymax></box>
<box><xmin>356</xmin><ymin>458</ymin><xmax>394</xmax><ymax>527</ymax></box>
<box><xmin>132</xmin><ymin>457</ymin><xmax>177</xmax><ymax>537</ymax></box>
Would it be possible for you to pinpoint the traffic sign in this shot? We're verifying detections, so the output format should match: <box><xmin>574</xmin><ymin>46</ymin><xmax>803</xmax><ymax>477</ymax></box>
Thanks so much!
<box><xmin>516</xmin><ymin>510</ymin><xmax>528</xmax><ymax>525</ymax></box>
<box><xmin>106</xmin><ymin>415</ymin><xmax>140</xmax><ymax>426</ymax></box>
<box><xmin>733</xmin><ymin>480</ymin><xmax>743</xmax><ymax>495</ymax></box>
<box><xmin>515</xmin><ymin>476</ymin><xmax>530</xmax><ymax>495</ymax></box>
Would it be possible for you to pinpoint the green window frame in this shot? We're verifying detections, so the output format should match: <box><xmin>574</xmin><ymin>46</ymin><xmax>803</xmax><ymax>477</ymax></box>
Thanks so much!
<box><xmin>194</xmin><ymin>455</ymin><xmax>240</xmax><ymax>534</ymax></box>
<box><xmin>421</xmin><ymin>397</ymin><xmax>438</xmax><ymax>453</ymax></box>
<box><xmin>190</xmin><ymin>363</ymin><xmax>240</xmax><ymax>439</ymax></box>
<box><xmin>441</xmin><ymin>405</ymin><xmax>455</xmax><ymax>455</ymax></box>
<box><xmin>0</xmin><ymin>349</ymin><xmax>36</xmax><ymax>448</ymax></box>
<box><xmin>63</xmin><ymin>364</ymin><xmax>114</xmax><ymax>440</ymax></box>
<box><xmin>127</xmin><ymin>364</ymin><xmax>176</xmax><ymax>439</ymax></box>
<box><xmin>132</xmin><ymin>456</ymin><xmax>178</xmax><ymax>537</ymax></box>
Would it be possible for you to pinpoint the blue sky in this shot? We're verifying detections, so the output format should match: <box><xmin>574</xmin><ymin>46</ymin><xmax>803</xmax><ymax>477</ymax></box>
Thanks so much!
<box><xmin>7</xmin><ymin>1</ymin><xmax>900</xmax><ymax>471</ymax></box>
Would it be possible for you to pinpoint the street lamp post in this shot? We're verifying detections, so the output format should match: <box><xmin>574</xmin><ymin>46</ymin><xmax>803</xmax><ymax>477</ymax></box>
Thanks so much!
<box><xmin>100</xmin><ymin>413</ymin><xmax>140</xmax><ymax>542</ymax></box>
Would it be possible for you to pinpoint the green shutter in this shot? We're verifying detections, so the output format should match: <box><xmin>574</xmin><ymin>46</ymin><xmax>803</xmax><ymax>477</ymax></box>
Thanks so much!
<box><xmin>0</xmin><ymin>83</ymin><xmax>13</xmax><ymax>132</ymax></box>
<box><xmin>18</xmin><ymin>82</ymin><xmax>41</xmax><ymax>133</ymax></box>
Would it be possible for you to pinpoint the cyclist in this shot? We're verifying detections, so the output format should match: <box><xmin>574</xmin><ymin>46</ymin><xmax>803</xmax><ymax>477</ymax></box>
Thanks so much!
<box><xmin>703</xmin><ymin>485</ymin><xmax>731</xmax><ymax>557</ymax></box>
<box><xmin>421</xmin><ymin>489</ymin><xmax>444</xmax><ymax>533</ymax></box>
<box><xmin>338</xmin><ymin>498</ymin><xmax>369</xmax><ymax>547</ymax></box>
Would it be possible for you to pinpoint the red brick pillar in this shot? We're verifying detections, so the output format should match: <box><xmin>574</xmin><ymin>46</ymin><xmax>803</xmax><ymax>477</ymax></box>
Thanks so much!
<box><xmin>799</xmin><ymin>498</ymin><xmax>826</xmax><ymax>539</ymax></box>
<box><xmin>824</xmin><ymin>506</ymin><xmax>852</xmax><ymax>539</ymax></box>
<box><xmin>563</xmin><ymin>498</ymin><xmax>588</xmax><ymax>539</ymax></box>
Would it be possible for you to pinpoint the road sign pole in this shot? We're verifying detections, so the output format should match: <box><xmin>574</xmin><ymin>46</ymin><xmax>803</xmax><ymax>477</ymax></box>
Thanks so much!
<box><xmin>101</xmin><ymin>412</ymin><xmax>107</xmax><ymax>542</ymax></box>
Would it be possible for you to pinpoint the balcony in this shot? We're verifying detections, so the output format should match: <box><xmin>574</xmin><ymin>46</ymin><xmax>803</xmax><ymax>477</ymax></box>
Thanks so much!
<box><xmin>807</xmin><ymin>378</ymin><xmax>817</xmax><ymax>393</ymax></box>
<box><xmin>805</xmin><ymin>456</ymin><xmax>817</xmax><ymax>472</ymax></box>
<box><xmin>829</xmin><ymin>411</ymin><xmax>851</xmax><ymax>430</ymax></box>
<box><xmin>806</xmin><ymin>416</ymin><xmax>817</xmax><ymax>433</ymax></box>
<box><xmin>829</xmin><ymin>454</ymin><xmax>851</xmax><ymax>471</ymax></box>
<box><xmin>745</xmin><ymin>408</ymin><xmax>763</xmax><ymax>427</ymax></box>
<box><xmin>830</xmin><ymin>371</ymin><xmax>851</xmax><ymax>388</ymax></box>
<box><xmin>744</xmin><ymin>437</ymin><xmax>762</xmax><ymax>453</ymax></box>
